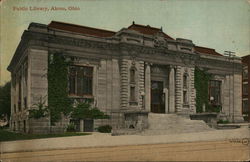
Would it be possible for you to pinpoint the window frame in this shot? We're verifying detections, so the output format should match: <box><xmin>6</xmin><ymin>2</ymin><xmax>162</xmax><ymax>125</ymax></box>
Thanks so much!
<box><xmin>208</xmin><ymin>80</ymin><xmax>222</xmax><ymax>106</ymax></box>
<box><xmin>68</xmin><ymin>65</ymin><xmax>94</xmax><ymax>98</ymax></box>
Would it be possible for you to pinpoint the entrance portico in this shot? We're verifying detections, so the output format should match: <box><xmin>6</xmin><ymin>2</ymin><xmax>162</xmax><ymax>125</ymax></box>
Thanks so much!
<box><xmin>148</xmin><ymin>64</ymin><xmax>176</xmax><ymax>114</ymax></box>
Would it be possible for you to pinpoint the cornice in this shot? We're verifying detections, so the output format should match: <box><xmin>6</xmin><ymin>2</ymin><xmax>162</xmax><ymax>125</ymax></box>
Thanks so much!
<box><xmin>8</xmin><ymin>29</ymin><xmax>242</xmax><ymax>74</ymax></box>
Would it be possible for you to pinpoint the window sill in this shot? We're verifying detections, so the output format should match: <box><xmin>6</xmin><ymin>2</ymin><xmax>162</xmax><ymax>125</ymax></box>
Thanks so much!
<box><xmin>129</xmin><ymin>101</ymin><xmax>138</xmax><ymax>106</ymax></box>
<box><xmin>68</xmin><ymin>95</ymin><xmax>94</xmax><ymax>99</ymax></box>
<box><xmin>183</xmin><ymin>104</ymin><xmax>189</xmax><ymax>107</ymax></box>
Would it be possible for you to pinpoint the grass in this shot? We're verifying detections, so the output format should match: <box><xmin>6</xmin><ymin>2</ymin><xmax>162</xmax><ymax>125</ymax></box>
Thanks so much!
<box><xmin>0</xmin><ymin>129</ymin><xmax>90</xmax><ymax>142</ymax></box>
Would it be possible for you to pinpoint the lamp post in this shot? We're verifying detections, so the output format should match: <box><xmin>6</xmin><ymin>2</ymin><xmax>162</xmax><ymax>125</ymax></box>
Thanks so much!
<box><xmin>224</xmin><ymin>51</ymin><xmax>236</xmax><ymax>123</ymax></box>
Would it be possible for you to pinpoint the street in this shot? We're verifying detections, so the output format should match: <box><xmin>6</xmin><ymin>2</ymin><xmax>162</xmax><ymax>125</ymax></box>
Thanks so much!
<box><xmin>1</xmin><ymin>140</ymin><xmax>249</xmax><ymax>162</ymax></box>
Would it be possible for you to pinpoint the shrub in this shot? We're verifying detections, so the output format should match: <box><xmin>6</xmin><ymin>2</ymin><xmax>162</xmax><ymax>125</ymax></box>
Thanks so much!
<box><xmin>217</xmin><ymin>119</ymin><xmax>229</xmax><ymax>124</ymax></box>
<box><xmin>71</xmin><ymin>102</ymin><xmax>109</xmax><ymax>120</ymax></box>
<box><xmin>67</xmin><ymin>123</ymin><xmax>76</xmax><ymax>132</ymax></box>
<box><xmin>97</xmin><ymin>125</ymin><xmax>112</xmax><ymax>133</ymax></box>
<box><xmin>29</xmin><ymin>97</ymin><xmax>49</xmax><ymax>119</ymax></box>
<box><xmin>206</xmin><ymin>105</ymin><xmax>221</xmax><ymax>113</ymax></box>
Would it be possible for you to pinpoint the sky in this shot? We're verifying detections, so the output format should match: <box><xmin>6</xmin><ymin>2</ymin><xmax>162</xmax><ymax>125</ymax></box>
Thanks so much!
<box><xmin>0</xmin><ymin>0</ymin><xmax>249</xmax><ymax>85</ymax></box>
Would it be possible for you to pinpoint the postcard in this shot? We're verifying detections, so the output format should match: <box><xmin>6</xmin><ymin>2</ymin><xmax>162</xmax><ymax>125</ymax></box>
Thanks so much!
<box><xmin>0</xmin><ymin>0</ymin><xmax>249</xmax><ymax>161</ymax></box>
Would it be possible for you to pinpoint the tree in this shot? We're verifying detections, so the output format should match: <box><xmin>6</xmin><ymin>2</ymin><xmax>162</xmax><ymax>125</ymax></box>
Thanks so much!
<box><xmin>71</xmin><ymin>102</ymin><xmax>109</xmax><ymax>120</ymax></box>
<box><xmin>0</xmin><ymin>81</ymin><xmax>11</xmax><ymax>120</ymax></box>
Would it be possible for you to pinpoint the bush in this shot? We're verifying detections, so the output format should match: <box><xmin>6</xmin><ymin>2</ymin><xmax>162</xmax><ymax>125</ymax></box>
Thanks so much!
<box><xmin>66</xmin><ymin>123</ymin><xmax>76</xmax><ymax>132</ymax></box>
<box><xmin>71</xmin><ymin>102</ymin><xmax>109</xmax><ymax>120</ymax></box>
<box><xmin>29</xmin><ymin>97</ymin><xmax>49</xmax><ymax>119</ymax></box>
<box><xmin>217</xmin><ymin>119</ymin><xmax>229</xmax><ymax>124</ymax></box>
<box><xmin>206</xmin><ymin>105</ymin><xmax>221</xmax><ymax>113</ymax></box>
<box><xmin>97</xmin><ymin>125</ymin><xmax>112</xmax><ymax>133</ymax></box>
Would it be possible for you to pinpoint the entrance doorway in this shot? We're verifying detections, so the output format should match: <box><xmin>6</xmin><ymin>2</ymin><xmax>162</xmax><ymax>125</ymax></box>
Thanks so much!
<box><xmin>151</xmin><ymin>81</ymin><xmax>165</xmax><ymax>113</ymax></box>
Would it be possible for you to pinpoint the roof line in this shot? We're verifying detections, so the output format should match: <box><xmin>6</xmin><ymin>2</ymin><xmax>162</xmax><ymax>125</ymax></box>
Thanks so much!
<box><xmin>128</xmin><ymin>23</ymin><xmax>161</xmax><ymax>30</ymax></box>
<box><xmin>195</xmin><ymin>45</ymin><xmax>216</xmax><ymax>51</ymax></box>
<box><xmin>49</xmin><ymin>21</ymin><xmax>116</xmax><ymax>34</ymax></box>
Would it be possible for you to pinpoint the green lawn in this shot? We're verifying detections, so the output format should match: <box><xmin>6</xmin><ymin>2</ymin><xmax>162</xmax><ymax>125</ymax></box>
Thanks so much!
<box><xmin>0</xmin><ymin>129</ymin><xmax>90</xmax><ymax>142</ymax></box>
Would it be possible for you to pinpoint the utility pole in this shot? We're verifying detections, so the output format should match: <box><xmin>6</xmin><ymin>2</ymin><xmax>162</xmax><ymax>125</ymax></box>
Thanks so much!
<box><xmin>224</xmin><ymin>51</ymin><xmax>236</xmax><ymax>123</ymax></box>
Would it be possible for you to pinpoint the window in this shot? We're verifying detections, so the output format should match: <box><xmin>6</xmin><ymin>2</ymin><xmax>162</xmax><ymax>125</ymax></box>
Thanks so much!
<box><xmin>129</xmin><ymin>65</ymin><xmax>137</xmax><ymax>104</ymax></box>
<box><xmin>24</xmin><ymin>65</ymin><xmax>28</xmax><ymax>85</ymax></box>
<box><xmin>18</xmin><ymin>75</ymin><xmax>22</xmax><ymax>111</ymax></box>
<box><xmin>243</xmin><ymin>66</ymin><xmax>248</xmax><ymax>80</ymax></box>
<box><xmin>243</xmin><ymin>100</ymin><xmax>249</xmax><ymax>113</ymax></box>
<box><xmin>243</xmin><ymin>84</ymin><xmax>248</xmax><ymax>95</ymax></box>
<box><xmin>14</xmin><ymin>104</ymin><xmax>16</xmax><ymax>113</ymax></box>
<box><xmin>69</xmin><ymin>66</ymin><xmax>93</xmax><ymax>96</ymax></box>
<box><xmin>209</xmin><ymin>80</ymin><xmax>221</xmax><ymax>105</ymax></box>
<box><xmin>24</xmin><ymin>97</ymin><xmax>27</xmax><ymax>109</ymax></box>
<box><xmin>183</xmin><ymin>91</ymin><xmax>188</xmax><ymax>104</ymax></box>
<box><xmin>183</xmin><ymin>73</ymin><xmax>188</xmax><ymax>105</ymax></box>
<box><xmin>130</xmin><ymin>68</ymin><xmax>135</xmax><ymax>83</ymax></box>
<box><xmin>183</xmin><ymin>74</ymin><xmax>188</xmax><ymax>89</ymax></box>
<box><xmin>130</xmin><ymin>87</ymin><xmax>136</xmax><ymax>102</ymax></box>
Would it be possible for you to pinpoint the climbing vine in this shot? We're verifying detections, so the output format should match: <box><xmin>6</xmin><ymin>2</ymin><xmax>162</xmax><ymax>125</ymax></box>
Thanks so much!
<box><xmin>48</xmin><ymin>53</ymin><xmax>72</xmax><ymax>124</ymax></box>
<box><xmin>194</xmin><ymin>67</ymin><xmax>212</xmax><ymax>113</ymax></box>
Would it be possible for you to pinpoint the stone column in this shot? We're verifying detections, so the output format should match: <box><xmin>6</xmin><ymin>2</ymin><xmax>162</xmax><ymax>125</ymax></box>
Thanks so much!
<box><xmin>175</xmin><ymin>66</ymin><xmax>182</xmax><ymax>113</ymax></box>
<box><xmin>80</xmin><ymin>119</ymin><xmax>84</xmax><ymax>132</ymax></box>
<box><xmin>120</xmin><ymin>59</ymin><xmax>129</xmax><ymax>109</ymax></box>
<box><xmin>189</xmin><ymin>67</ymin><xmax>196</xmax><ymax>113</ymax></box>
<box><xmin>145</xmin><ymin>63</ymin><xmax>151</xmax><ymax>112</ymax></box>
<box><xmin>164</xmin><ymin>88</ymin><xmax>169</xmax><ymax>113</ymax></box>
<box><xmin>169</xmin><ymin>66</ymin><xmax>175</xmax><ymax>113</ymax></box>
<box><xmin>232</xmin><ymin>74</ymin><xmax>244</xmax><ymax>122</ymax></box>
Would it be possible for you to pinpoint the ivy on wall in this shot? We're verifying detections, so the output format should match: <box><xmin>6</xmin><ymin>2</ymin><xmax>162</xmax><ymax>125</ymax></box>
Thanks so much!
<box><xmin>47</xmin><ymin>53</ymin><xmax>72</xmax><ymax>124</ymax></box>
<box><xmin>194</xmin><ymin>67</ymin><xmax>212</xmax><ymax>113</ymax></box>
<box><xmin>46</xmin><ymin>53</ymin><xmax>109</xmax><ymax>125</ymax></box>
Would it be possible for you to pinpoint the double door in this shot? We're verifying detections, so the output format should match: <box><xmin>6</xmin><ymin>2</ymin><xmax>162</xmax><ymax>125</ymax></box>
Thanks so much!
<box><xmin>151</xmin><ymin>81</ymin><xmax>165</xmax><ymax>113</ymax></box>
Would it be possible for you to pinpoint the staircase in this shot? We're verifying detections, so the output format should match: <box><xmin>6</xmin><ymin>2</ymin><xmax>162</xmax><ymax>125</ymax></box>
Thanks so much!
<box><xmin>142</xmin><ymin>113</ymin><xmax>213</xmax><ymax>135</ymax></box>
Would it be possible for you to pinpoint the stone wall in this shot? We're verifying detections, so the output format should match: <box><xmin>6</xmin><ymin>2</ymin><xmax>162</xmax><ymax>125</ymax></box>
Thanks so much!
<box><xmin>97</xmin><ymin>59</ymin><xmax>120</xmax><ymax>112</ymax></box>
<box><xmin>29</xmin><ymin>49</ymin><xmax>48</xmax><ymax>106</ymax></box>
<box><xmin>50</xmin><ymin>116</ymin><xmax>70</xmax><ymax>134</ymax></box>
<box><xmin>28</xmin><ymin>117</ymin><xmax>50</xmax><ymax>134</ymax></box>
<box><xmin>124</xmin><ymin>112</ymin><xmax>148</xmax><ymax>130</ymax></box>
<box><xmin>93</xmin><ymin>119</ymin><xmax>111</xmax><ymax>130</ymax></box>
<box><xmin>175</xmin><ymin>66</ymin><xmax>196</xmax><ymax>115</ymax></box>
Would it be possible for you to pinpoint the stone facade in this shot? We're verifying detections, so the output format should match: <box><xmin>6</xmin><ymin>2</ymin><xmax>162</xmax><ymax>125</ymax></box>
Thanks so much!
<box><xmin>7</xmin><ymin>21</ymin><xmax>244</xmax><ymax>134</ymax></box>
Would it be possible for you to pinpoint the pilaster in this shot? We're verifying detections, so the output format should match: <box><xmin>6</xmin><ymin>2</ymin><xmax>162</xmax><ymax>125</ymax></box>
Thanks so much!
<box><xmin>175</xmin><ymin>66</ymin><xmax>182</xmax><ymax>112</ymax></box>
<box><xmin>189</xmin><ymin>67</ymin><xmax>196</xmax><ymax>113</ymax></box>
<box><xmin>145</xmin><ymin>63</ymin><xmax>151</xmax><ymax>112</ymax></box>
<box><xmin>138</xmin><ymin>61</ymin><xmax>145</xmax><ymax>109</ymax></box>
<box><xmin>169</xmin><ymin>66</ymin><xmax>175</xmax><ymax>113</ymax></box>
<box><xmin>120</xmin><ymin>59</ymin><xmax>129</xmax><ymax>109</ymax></box>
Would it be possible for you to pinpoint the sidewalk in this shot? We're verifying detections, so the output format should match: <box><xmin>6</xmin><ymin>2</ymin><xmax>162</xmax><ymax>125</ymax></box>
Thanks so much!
<box><xmin>1</xmin><ymin>127</ymin><xmax>249</xmax><ymax>153</ymax></box>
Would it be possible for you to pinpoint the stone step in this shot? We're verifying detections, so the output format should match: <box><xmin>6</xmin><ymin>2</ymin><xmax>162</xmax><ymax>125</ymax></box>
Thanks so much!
<box><xmin>144</xmin><ymin>113</ymin><xmax>213</xmax><ymax>135</ymax></box>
